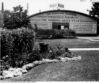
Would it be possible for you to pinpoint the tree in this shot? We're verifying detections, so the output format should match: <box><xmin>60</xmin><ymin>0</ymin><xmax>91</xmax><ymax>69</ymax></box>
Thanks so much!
<box><xmin>4</xmin><ymin>5</ymin><xmax>30</xmax><ymax>29</ymax></box>
<box><xmin>89</xmin><ymin>3</ymin><xmax>99</xmax><ymax>18</ymax></box>
<box><xmin>3</xmin><ymin>10</ymin><xmax>12</xmax><ymax>28</ymax></box>
<box><xmin>89</xmin><ymin>2</ymin><xmax>99</xmax><ymax>35</ymax></box>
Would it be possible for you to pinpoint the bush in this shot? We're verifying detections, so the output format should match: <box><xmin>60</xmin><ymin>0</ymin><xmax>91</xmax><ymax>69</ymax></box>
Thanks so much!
<box><xmin>27</xmin><ymin>43</ymin><xmax>65</xmax><ymax>60</ymax></box>
<box><xmin>36</xmin><ymin>29</ymin><xmax>76</xmax><ymax>39</ymax></box>
<box><xmin>52</xmin><ymin>29</ymin><xmax>76</xmax><ymax>38</ymax></box>
<box><xmin>1</xmin><ymin>28</ymin><xmax>35</xmax><ymax>67</ymax></box>
<box><xmin>36</xmin><ymin>29</ymin><xmax>54</xmax><ymax>39</ymax></box>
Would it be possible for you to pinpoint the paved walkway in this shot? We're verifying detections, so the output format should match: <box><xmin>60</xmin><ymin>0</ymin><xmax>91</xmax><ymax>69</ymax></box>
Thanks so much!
<box><xmin>69</xmin><ymin>48</ymin><xmax>99</xmax><ymax>51</ymax></box>
<box><xmin>78</xmin><ymin>36</ymin><xmax>99</xmax><ymax>41</ymax></box>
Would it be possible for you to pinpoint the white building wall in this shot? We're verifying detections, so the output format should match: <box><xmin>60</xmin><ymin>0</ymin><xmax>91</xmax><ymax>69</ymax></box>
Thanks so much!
<box><xmin>30</xmin><ymin>11</ymin><xmax>97</xmax><ymax>34</ymax></box>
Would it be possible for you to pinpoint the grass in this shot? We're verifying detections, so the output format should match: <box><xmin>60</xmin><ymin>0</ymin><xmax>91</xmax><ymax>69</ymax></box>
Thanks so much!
<box><xmin>3</xmin><ymin>51</ymin><xmax>99</xmax><ymax>81</ymax></box>
<box><xmin>34</xmin><ymin>38</ymin><xmax>99</xmax><ymax>48</ymax></box>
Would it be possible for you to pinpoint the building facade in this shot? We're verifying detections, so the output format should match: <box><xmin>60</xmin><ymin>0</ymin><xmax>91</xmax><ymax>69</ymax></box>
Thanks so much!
<box><xmin>29</xmin><ymin>10</ymin><xmax>97</xmax><ymax>35</ymax></box>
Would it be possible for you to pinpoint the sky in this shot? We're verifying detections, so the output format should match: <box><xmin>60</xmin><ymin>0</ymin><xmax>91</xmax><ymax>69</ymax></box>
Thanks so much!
<box><xmin>0</xmin><ymin>0</ymin><xmax>93</xmax><ymax>15</ymax></box>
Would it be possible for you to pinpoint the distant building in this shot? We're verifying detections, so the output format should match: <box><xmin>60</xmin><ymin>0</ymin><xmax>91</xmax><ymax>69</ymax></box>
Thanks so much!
<box><xmin>29</xmin><ymin>10</ymin><xmax>97</xmax><ymax>36</ymax></box>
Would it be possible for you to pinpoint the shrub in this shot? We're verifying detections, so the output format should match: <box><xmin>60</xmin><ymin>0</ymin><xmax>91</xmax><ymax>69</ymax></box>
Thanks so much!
<box><xmin>48</xmin><ymin>45</ymin><xmax>65</xmax><ymax>59</ymax></box>
<box><xmin>1</xmin><ymin>28</ymin><xmax>35</xmax><ymax>67</ymax></box>
<box><xmin>52</xmin><ymin>29</ymin><xmax>76</xmax><ymax>38</ymax></box>
<box><xmin>36</xmin><ymin>29</ymin><xmax>54</xmax><ymax>39</ymax></box>
<box><xmin>27</xmin><ymin>43</ymin><xmax>65</xmax><ymax>60</ymax></box>
<box><xmin>37</xmin><ymin>43</ymin><xmax>75</xmax><ymax>59</ymax></box>
<box><xmin>27</xmin><ymin>49</ymin><xmax>41</xmax><ymax>63</ymax></box>
<box><xmin>35</xmin><ymin>29</ymin><xmax>76</xmax><ymax>39</ymax></box>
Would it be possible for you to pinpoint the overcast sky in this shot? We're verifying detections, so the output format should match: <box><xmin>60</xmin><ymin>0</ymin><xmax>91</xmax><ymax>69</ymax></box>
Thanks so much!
<box><xmin>0</xmin><ymin>0</ymin><xmax>93</xmax><ymax>15</ymax></box>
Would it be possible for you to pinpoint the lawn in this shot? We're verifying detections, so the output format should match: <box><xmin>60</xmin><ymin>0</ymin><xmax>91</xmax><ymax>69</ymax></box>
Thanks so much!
<box><xmin>35</xmin><ymin>38</ymin><xmax>99</xmax><ymax>48</ymax></box>
<box><xmin>3</xmin><ymin>51</ymin><xmax>99</xmax><ymax>81</ymax></box>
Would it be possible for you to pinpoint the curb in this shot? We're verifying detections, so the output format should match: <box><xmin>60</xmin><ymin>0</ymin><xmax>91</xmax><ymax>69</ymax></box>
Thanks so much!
<box><xmin>69</xmin><ymin>48</ymin><xmax>99</xmax><ymax>51</ymax></box>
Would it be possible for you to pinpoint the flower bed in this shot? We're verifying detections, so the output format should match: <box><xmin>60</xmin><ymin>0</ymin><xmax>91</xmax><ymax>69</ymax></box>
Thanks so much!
<box><xmin>0</xmin><ymin>55</ymin><xmax>81</xmax><ymax>79</ymax></box>
<box><xmin>0</xmin><ymin>43</ymin><xmax>81</xmax><ymax>80</ymax></box>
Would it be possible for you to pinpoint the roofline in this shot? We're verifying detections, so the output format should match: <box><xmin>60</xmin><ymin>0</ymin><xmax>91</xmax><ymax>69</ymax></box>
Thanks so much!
<box><xmin>28</xmin><ymin>10</ymin><xmax>97</xmax><ymax>21</ymax></box>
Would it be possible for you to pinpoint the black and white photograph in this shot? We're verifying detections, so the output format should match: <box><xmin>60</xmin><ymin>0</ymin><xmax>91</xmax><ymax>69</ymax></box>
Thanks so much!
<box><xmin>0</xmin><ymin>0</ymin><xmax>99</xmax><ymax>82</ymax></box>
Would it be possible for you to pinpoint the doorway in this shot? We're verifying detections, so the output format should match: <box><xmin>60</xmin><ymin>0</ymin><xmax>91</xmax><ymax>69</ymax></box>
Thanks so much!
<box><xmin>52</xmin><ymin>22</ymin><xmax>69</xmax><ymax>30</ymax></box>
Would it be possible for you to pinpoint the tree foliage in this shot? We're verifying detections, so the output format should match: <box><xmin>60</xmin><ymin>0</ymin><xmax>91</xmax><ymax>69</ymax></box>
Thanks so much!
<box><xmin>89</xmin><ymin>3</ymin><xmax>99</xmax><ymax>19</ymax></box>
<box><xmin>89</xmin><ymin>2</ymin><xmax>99</xmax><ymax>35</ymax></box>
<box><xmin>4</xmin><ymin>5</ymin><xmax>30</xmax><ymax>29</ymax></box>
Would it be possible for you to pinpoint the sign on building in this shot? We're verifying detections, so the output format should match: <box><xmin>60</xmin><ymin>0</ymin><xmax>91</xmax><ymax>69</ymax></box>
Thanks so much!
<box><xmin>50</xmin><ymin>3</ymin><xmax>64</xmax><ymax>10</ymax></box>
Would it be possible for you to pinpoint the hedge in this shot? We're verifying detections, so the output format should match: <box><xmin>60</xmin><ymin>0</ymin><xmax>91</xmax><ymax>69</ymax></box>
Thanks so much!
<box><xmin>36</xmin><ymin>29</ymin><xmax>76</xmax><ymax>39</ymax></box>
<box><xmin>1</xmin><ymin>28</ymin><xmax>35</xmax><ymax>67</ymax></box>
<box><xmin>36</xmin><ymin>29</ymin><xmax>54</xmax><ymax>39</ymax></box>
<box><xmin>52</xmin><ymin>29</ymin><xmax>76</xmax><ymax>38</ymax></box>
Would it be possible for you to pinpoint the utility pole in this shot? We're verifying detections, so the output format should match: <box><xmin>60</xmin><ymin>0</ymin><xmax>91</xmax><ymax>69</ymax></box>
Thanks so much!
<box><xmin>27</xmin><ymin>3</ymin><xmax>29</xmax><ymax>15</ymax></box>
<box><xmin>1</xmin><ymin>2</ymin><xmax>4</xmax><ymax>28</ymax></box>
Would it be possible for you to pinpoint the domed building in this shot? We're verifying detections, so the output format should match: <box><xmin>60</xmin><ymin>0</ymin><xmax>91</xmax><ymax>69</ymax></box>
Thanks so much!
<box><xmin>29</xmin><ymin>10</ymin><xmax>97</xmax><ymax>36</ymax></box>
<box><xmin>29</xmin><ymin>3</ymin><xmax>98</xmax><ymax>36</ymax></box>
